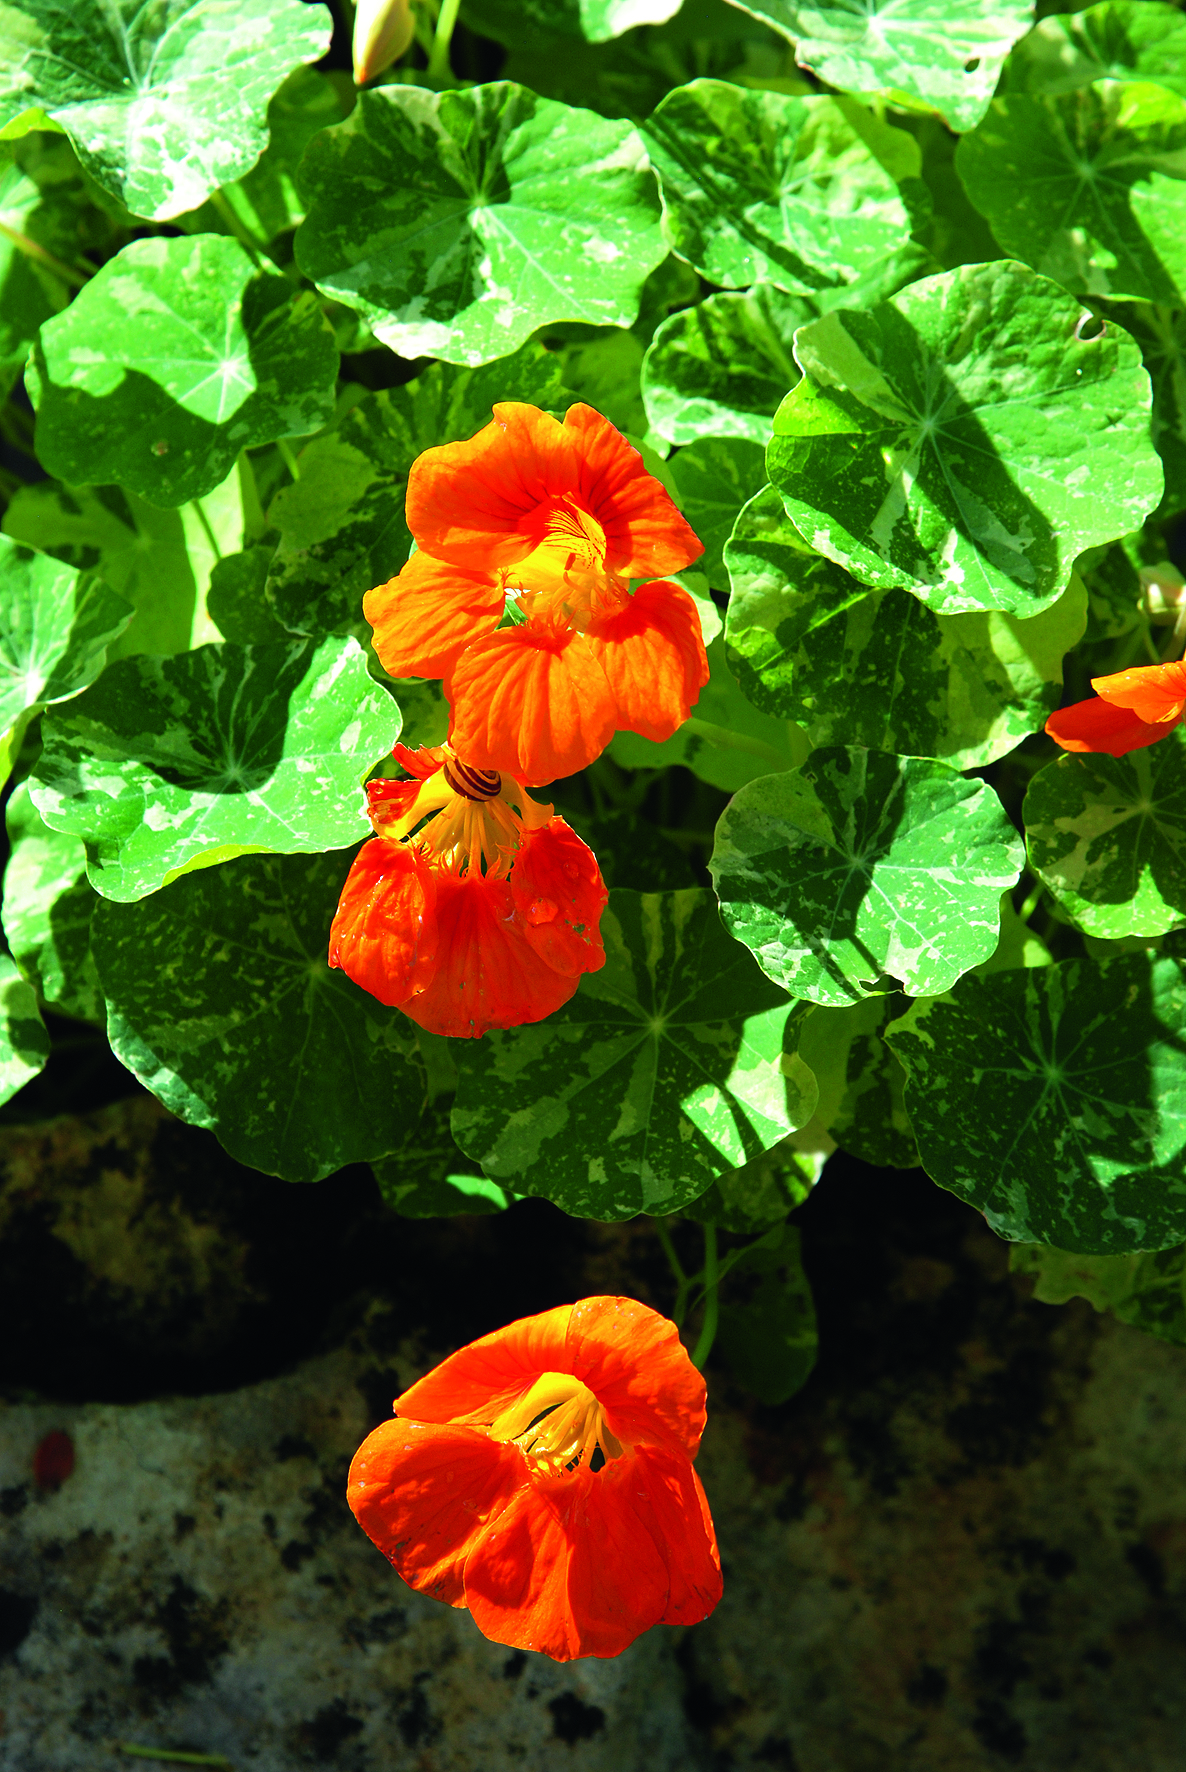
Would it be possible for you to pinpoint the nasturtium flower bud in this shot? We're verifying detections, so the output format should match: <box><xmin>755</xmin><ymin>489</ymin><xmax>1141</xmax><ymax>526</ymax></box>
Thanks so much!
<box><xmin>352</xmin><ymin>0</ymin><xmax>416</xmax><ymax>85</ymax></box>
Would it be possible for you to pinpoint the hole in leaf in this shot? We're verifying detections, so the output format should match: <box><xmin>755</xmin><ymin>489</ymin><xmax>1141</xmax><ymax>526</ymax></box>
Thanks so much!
<box><xmin>964</xmin><ymin>56</ymin><xmax>980</xmax><ymax>71</ymax></box>
<box><xmin>1075</xmin><ymin>312</ymin><xmax>1106</xmax><ymax>342</ymax></box>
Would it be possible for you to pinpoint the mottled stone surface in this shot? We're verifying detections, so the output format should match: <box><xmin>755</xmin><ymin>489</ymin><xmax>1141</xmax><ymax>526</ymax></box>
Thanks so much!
<box><xmin>3</xmin><ymin>1103</ymin><xmax>1186</xmax><ymax>1769</ymax></box>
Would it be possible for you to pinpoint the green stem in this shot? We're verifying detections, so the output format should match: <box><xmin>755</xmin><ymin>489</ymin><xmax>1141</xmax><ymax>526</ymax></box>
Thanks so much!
<box><xmin>236</xmin><ymin>450</ymin><xmax>267</xmax><ymax>542</ymax></box>
<box><xmin>1018</xmin><ymin>877</ymin><xmax>1044</xmax><ymax>924</ymax></box>
<box><xmin>653</xmin><ymin>1217</ymin><xmax>691</xmax><ymax>1327</ymax></box>
<box><xmin>208</xmin><ymin>188</ymin><xmax>264</xmax><ymax>264</ymax></box>
<box><xmin>189</xmin><ymin>495</ymin><xmax>222</xmax><ymax>561</ymax></box>
<box><xmin>0</xmin><ymin>219</ymin><xmax>90</xmax><ymax>288</ymax></box>
<box><xmin>276</xmin><ymin>438</ymin><xmax>301</xmax><ymax>483</ymax></box>
<box><xmin>683</xmin><ymin>717</ymin><xmax>789</xmax><ymax>772</ymax></box>
<box><xmin>690</xmin><ymin>1224</ymin><xmax>719</xmax><ymax>1370</ymax></box>
<box><xmin>427</xmin><ymin>0</ymin><xmax>462</xmax><ymax>79</ymax></box>
<box><xmin>114</xmin><ymin>1749</ymin><xmax>233</xmax><ymax>1769</ymax></box>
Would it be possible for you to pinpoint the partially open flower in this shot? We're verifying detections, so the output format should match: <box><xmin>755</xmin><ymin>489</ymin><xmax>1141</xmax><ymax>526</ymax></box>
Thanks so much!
<box><xmin>1046</xmin><ymin>659</ymin><xmax>1186</xmax><ymax>758</ymax></box>
<box><xmin>328</xmin><ymin>743</ymin><xmax>607</xmax><ymax>1038</ymax></box>
<box><xmin>365</xmin><ymin>404</ymin><xmax>709</xmax><ymax>784</ymax></box>
<box><xmin>348</xmin><ymin>1296</ymin><xmax>723</xmax><ymax>1661</ymax></box>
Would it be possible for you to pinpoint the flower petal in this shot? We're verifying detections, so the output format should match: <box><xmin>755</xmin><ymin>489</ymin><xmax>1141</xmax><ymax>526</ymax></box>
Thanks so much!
<box><xmin>396</xmin><ymin>1303</ymin><xmax>579</xmax><ymax>1427</ymax></box>
<box><xmin>348</xmin><ymin>1417</ymin><xmax>524</xmax><ymax>1606</ymax></box>
<box><xmin>1045</xmin><ymin>697</ymin><xmax>1182</xmax><ymax>757</ymax></box>
<box><xmin>584</xmin><ymin>579</ymin><xmax>708</xmax><ymax>743</ymax></box>
<box><xmin>400</xmin><ymin>870</ymin><xmax>583</xmax><ymax>1039</ymax></box>
<box><xmin>563</xmin><ymin>405</ymin><xmax>703</xmax><ymax>579</ymax></box>
<box><xmin>364</xmin><ymin>550</ymin><xmax>506</xmax><ymax>679</ymax></box>
<box><xmin>406</xmin><ymin>404</ymin><xmax>578</xmax><ymax>571</ymax></box>
<box><xmin>445</xmin><ymin>626</ymin><xmax>617</xmax><ymax>785</ymax></box>
<box><xmin>462</xmin><ymin>1462</ymin><xmax>674</xmax><ymax>1660</ymax></box>
<box><xmin>622</xmin><ymin>1447</ymin><xmax>722</xmax><ymax>1628</ymax></box>
<box><xmin>511</xmin><ymin>819</ymin><xmax>608</xmax><ymax>978</ymax></box>
<box><xmin>1091</xmin><ymin>659</ymin><xmax>1186</xmax><ymax>724</ymax></box>
<box><xmin>328</xmin><ymin>839</ymin><xmax>438</xmax><ymax>1008</ymax></box>
<box><xmin>564</xmin><ymin>1296</ymin><xmax>708</xmax><ymax>1460</ymax></box>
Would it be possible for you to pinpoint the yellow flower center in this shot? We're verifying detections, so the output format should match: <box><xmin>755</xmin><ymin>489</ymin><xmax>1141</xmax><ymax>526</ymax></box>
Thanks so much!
<box><xmin>488</xmin><ymin>1371</ymin><xmax>624</xmax><ymax>1478</ymax></box>
<box><xmin>371</xmin><ymin>748</ymin><xmax>551</xmax><ymax>881</ymax></box>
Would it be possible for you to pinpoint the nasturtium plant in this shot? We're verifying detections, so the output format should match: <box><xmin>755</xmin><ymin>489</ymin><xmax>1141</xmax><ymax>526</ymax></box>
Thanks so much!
<box><xmin>642</xmin><ymin>282</ymin><xmax>808</xmax><ymax>446</ymax></box>
<box><xmin>295</xmin><ymin>83</ymin><xmax>666</xmax><ymax>366</ymax></box>
<box><xmin>6</xmin><ymin>0</ymin><xmax>1186</xmax><ymax>1511</ymax></box>
<box><xmin>451</xmin><ymin>889</ymin><xmax>819</xmax><ymax>1220</ymax></box>
<box><xmin>28</xmin><ymin>235</ymin><xmax>339</xmax><ymax>507</ymax></box>
<box><xmin>29</xmin><ymin>636</ymin><xmax>401</xmax><ymax>901</ymax></box>
<box><xmin>768</xmin><ymin>260</ymin><xmax>1164</xmax><ymax>617</ymax></box>
<box><xmin>710</xmin><ymin>747</ymin><xmax>1024</xmax><ymax>1006</ymax></box>
<box><xmin>886</xmin><ymin>954</ymin><xmax>1186</xmax><ymax>1253</ymax></box>
<box><xmin>724</xmin><ymin>485</ymin><xmax>1088</xmax><ymax>765</ymax></box>
<box><xmin>92</xmin><ymin>849</ymin><xmax>425</xmax><ymax>1183</ymax></box>
<box><xmin>957</xmin><ymin>83</ymin><xmax>1186</xmax><ymax>307</ymax></box>
<box><xmin>1023</xmin><ymin>728</ymin><xmax>1186</xmax><ymax>939</ymax></box>
<box><xmin>642</xmin><ymin>81</ymin><xmax>928</xmax><ymax>300</ymax></box>
<box><xmin>2</xmin><ymin>781</ymin><xmax>102</xmax><ymax>1025</ymax></box>
<box><xmin>721</xmin><ymin>0</ymin><xmax>1036</xmax><ymax>132</ymax></box>
<box><xmin>0</xmin><ymin>0</ymin><xmax>333</xmax><ymax>220</ymax></box>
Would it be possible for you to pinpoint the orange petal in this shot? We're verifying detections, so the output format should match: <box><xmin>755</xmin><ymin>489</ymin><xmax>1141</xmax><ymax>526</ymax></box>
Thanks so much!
<box><xmin>328</xmin><ymin>839</ymin><xmax>438</xmax><ymax>1008</ymax></box>
<box><xmin>615</xmin><ymin>1446</ymin><xmax>722</xmax><ymax>1628</ymax></box>
<box><xmin>348</xmin><ymin>1417</ymin><xmax>524</xmax><ymax>1606</ymax></box>
<box><xmin>405</xmin><ymin>404</ymin><xmax>578</xmax><ymax>571</ymax></box>
<box><xmin>584</xmin><ymin>579</ymin><xmax>709</xmax><ymax>743</ymax></box>
<box><xmin>399</xmin><ymin>870</ymin><xmax>583</xmax><ymax>1039</ymax></box>
<box><xmin>562</xmin><ymin>1296</ymin><xmax>708</xmax><ymax>1460</ymax></box>
<box><xmin>511</xmin><ymin>818</ymin><xmax>608</xmax><ymax>978</ymax></box>
<box><xmin>445</xmin><ymin>625</ymin><xmax>617</xmax><ymax>785</ymax></box>
<box><xmin>563</xmin><ymin>405</ymin><xmax>704</xmax><ymax>578</ymax></box>
<box><xmin>462</xmin><ymin>1460</ymin><xmax>674</xmax><ymax>1660</ymax></box>
<box><xmin>1045</xmin><ymin>697</ymin><xmax>1182</xmax><ymax>757</ymax></box>
<box><xmin>364</xmin><ymin>549</ymin><xmax>506</xmax><ymax>679</ymax></box>
<box><xmin>396</xmin><ymin>1303</ymin><xmax>581</xmax><ymax>1427</ymax></box>
<box><xmin>1091</xmin><ymin>658</ymin><xmax>1186</xmax><ymax>723</ymax></box>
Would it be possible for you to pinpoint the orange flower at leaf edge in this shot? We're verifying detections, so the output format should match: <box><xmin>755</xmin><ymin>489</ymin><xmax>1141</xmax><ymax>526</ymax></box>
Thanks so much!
<box><xmin>327</xmin><ymin>746</ymin><xmax>607</xmax><ymax>1038</ymax></box>
<box><xmin>347</xmin><ymin>1297</ymin><xmax>723</xmax><ymax>1661</ymax></box>
<box><xmin>1046</xmin><ymin>659</ymin><xmax>1186</xmax><ymax>757</ymax></box>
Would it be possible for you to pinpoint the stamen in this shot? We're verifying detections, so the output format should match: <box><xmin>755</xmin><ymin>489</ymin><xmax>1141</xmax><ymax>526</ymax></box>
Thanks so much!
<box><xmin>488</xmin><ymin>1371</ymin><xmax>624</xmax><ymax>1478</ymax></box>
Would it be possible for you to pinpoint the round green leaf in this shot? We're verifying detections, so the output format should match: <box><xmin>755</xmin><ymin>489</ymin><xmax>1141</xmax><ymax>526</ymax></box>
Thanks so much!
<box><xmin>724</xmin><ymin>484</ymin><xmax>1088</xmax><ymax>767</ymax></box>
<box><xmin>885</xmin><ymin>954</ymin><xmax>1186</xmax><ymax>1253</ymax></box>
<box><xmin>0</xmin><ymin>533</ymin><xmax>133</xmax><ymax>745</ymax></box>
<box><xmin>450</xmin><ymin>888</ymin><xmax>820</xmax><ymax>1221</ymax></box>
<box><xmin>91</xmin><ymin>850</ymin><xmax>424</xmax><ymax>1183</ymax></box>
<box><xmin>29</xmin><ymin>635</ymin><xmax>402</xmax><ymax>903</ymax></box>
<box><xmin>0</xmin><ymin>953</ymin><xmax>50</xmax><ymax>1109</ymax></box>
<box><xmin>721</xmin><ymin>0</ymin><xmax>1034</xmax><ymax>132</ymax></box>
<box><xmin>2</xmin><ymin>780</ymin><xmax>102</xmax><ymax>1024</ymax></box>
<box><xmin>642</xmin><ymin>81</ymin><xmax>927</xmax><ymax>298</ymax></box>
<box><xmin>463</xmin><ymin>0</ymin><xmax>682</xmax><ymax>44</ymax></box>
<box><xmin>642</xmin><ymin>283</ymin><xmax>807</xmax><ymax>447</ymax></box>
<box><xmin>710</xmin><ymin>748</ymin><xmax>1024</xmax><ymax>1007</ymax></box>
<box><xmin>1011</xmin><ymin>1240</ymin><xmax>1186</xmax><ymax>1349</ymax></box>
<box><xmin>956</xmin><ymin>82</ymin><xmax>1186</xmax><ymax>306</ymax></box>
<box><xmin>28</xmin><ymin>234</ymin><xmax>339</xmax><ymax>508</ymax></box>
<box><xmin>1002</xmin><ymin>2</ymin><xmax>1186</xmax><ymax>99</ymax></box>
<box><xmin>1024</xmin><ymin>729</ymin><xmax>1186</xmax><ymax>939</ymax></box>
<box><xmin>294</xmin><ymin>83</ymin><xmax>665</xmax><ymax>368</ymax></box>
<box><xmin>0</xmin><ymin>0</ymin><xmax>332</xmax><ymax>221</ymax></box>
<box><xmin>266</xmin><ymin>345</ymin><xmax>565</xmax><ymax>639</ymax></box>
<box><xmin>767</xmin><ymin>261</ymin><xmax>1164</xmax><ymax>617</ymax></box>
<box><xmin>797</xmin><ymin>994</ymin><xmax>918</xmax><ymax>1168</ymax></box>
<box><xmin>1103</xmin><ymin>302</ymin><xmax>1186</xmax><ymax>519</ymax></box>
<box><xmin>667</xmin><ymin>437</ymin><xmax>767</xmax><ymax>591</ymax></box>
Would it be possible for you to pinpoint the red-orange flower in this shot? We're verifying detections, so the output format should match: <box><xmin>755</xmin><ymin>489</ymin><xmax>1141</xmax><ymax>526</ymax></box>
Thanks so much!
<box><xmin>364</xmin><ymin>403</ymin><xmax>709</xmax><ymax>784</ymax></box>
<box><xmin>328</xmin><ymin>744</ymin><xmax>607</xmax><ymax>1039</ymax></box>
<box><xmin>1046</xmin><ymin>660</ymin><xmax>1186</xmax><ymax>757</ymax></box>
<box><xmin>347</xmin><ymin>1296</ymin><xmax>723</xmax><ymax>1661</ymax></box>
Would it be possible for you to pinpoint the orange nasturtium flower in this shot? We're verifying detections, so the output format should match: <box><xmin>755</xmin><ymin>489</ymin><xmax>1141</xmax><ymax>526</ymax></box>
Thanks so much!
<box><xmin>1046</xmin><ymin>660</ymin><xmax>1186</xmax><ymax>758</ymax></box>
<box><xmin>365</xmin><ymin>403</ymin><xmax>710</xmax><ymax>785</ymax></box>
<box><xmin>328</xmin><ymin>743</ymin><xmax>607</xmax><ymax>1038</ymax></box>
<box><xmin>348</xmin><ymin>1297</ymin><xmax>723</xmax><ymax>1661</ymax></box>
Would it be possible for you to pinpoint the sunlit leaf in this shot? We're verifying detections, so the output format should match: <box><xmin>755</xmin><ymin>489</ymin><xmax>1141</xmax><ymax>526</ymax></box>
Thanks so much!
<box><xmin>642</xmin><ymin>283</ymin><xmax>807</xmax><ymax>447</ymax></box>
<box><xmin>295</xmin><ymin>82</ymin><xmax>666</xmax><ymax>368</ymax></box>
<box><xmin>0</xmin><ymin>952</ymin><xmax>49</xmax><ymax>1109</ymax></box>
<box><xmin>721</xmin><ymin>0</ymin><xmax>1035</xmax><ymax>132</ymax></box>
<box><xmin>1002</xmin><ymin>1</ymin><xmax>1186</xmax><ymax>99</ymax></box>
<box><xmin>451</xmin><ymin>888</ymin><xmax>819</xmax><ymax>1221</ymax></box>
<box><xmin>724</xmin><ymin>484</ymin><xmax>1088</xmax><ymax>767</ymax></box>
<box><xmin>885</xmin><ymin>953</ymin><xmax>1186</xmax><ymax>1253</ymax></box>
<box><xmin>767</xmin><ymin>261</ymin><xmax>1163</xmax><ymax>616</ymax></box>
<box><xmin>0</xmin><ymin>0</ymin><xmax>333</xmax><ymax>220</ymax></box>
<box><xmin>957</xmin><ymin>82</ymin><xmax>1186</xmax><ymax>306</ymax></box>
<box><xmin>92</xmin><ymin>850</ymin><xmax>425</xmax><ymax>1183</ymax></box>
<box><xmin>711</xmin><ymin>747</ymin><xmax>1024</xmax><ymax>1007</ymax></box>
<box><xmin>2</xmin><ymin>780</ymin><xmax>101</xmax><ymax>1024</ymax></box>
<box><xmin>797</xmin><ymin>993</ymin><xmax>918</xmax><ymax>1168</ymax></box>
<box><xmin>267</xmin><ymin>346</ymin><xmax>565</xmax><ymax>639</ymax></box>
<box><xmin>29</xmin><ymin>636</ymin><xmax>402</xmax><ymax>902</ymax></box>
<box><xmin>683</xmin><ymin>1141</ymin><xmax>815</xmax><ymax>1233</ymax></box>
<box><xmin>1101</xmin><ymin>303</ymin><xmax>1186</xmax><ymax>519</ymax></box>
<box><xmin>643</xmin><ymin>81</ymin><xmax>928</xmax><ymax>298</ymax></box>
<box><xmin>28</xmin><ymin>234</ymin><xmax>339</xmax><ymax>507</ymax></box>
<box><xmin>667</xmin><ymin>436</ymin><xmax>767</xmax><ymax>591</ymax></box>
<box><xmin>1024</xmin><ymin>728</ymin><xmax>1186</xmax><ymax>939</ymax></box>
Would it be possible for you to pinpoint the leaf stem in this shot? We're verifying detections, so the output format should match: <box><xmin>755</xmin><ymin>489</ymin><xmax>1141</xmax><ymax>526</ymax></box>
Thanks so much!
<box><xmin>691</xmin><ymin>1224</ymin><xmax>719</xmax><ymax>1370</ymax></box>
<box><xmin>653</xmin><ymin>1217</ymin><xmax>691</xmax><ymax>1326</ymax></box>
<box><xmin>208</xmin><ymin>189</ymin><xmax>265</xmax><ymax>266</ymax></box>
<box><xmin>1018</xmin><ymin>877</ymin><xmax>1045</xmax><ymax>924</ymax></box>
<box><xmin>683</xmin><ymin>717</ymin><xmax>788</xmax><ymax>771</ymax></box>
<box><xmin>0</xmin><ymin>219</ymin><xmax>91</xmax><ymax>288</ymax></box>
<box><xmin>114</xmin><ymin>1749</ymin><xmax>234</xmax><ymax>1769</ymax></box>
<box><xmin>427</xmin><ymin>0</ymin><xmax>462</xmax><ymax>79</ymax></box>
<box><xmin>276</xmin><ymin>438</ymin><xmax>301</xmax><ymax>483</ymax></box>
<box><xmin>236</xmin><ymin>451</ymin><xmax>267</xmax><ymax>542</ymax></box>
